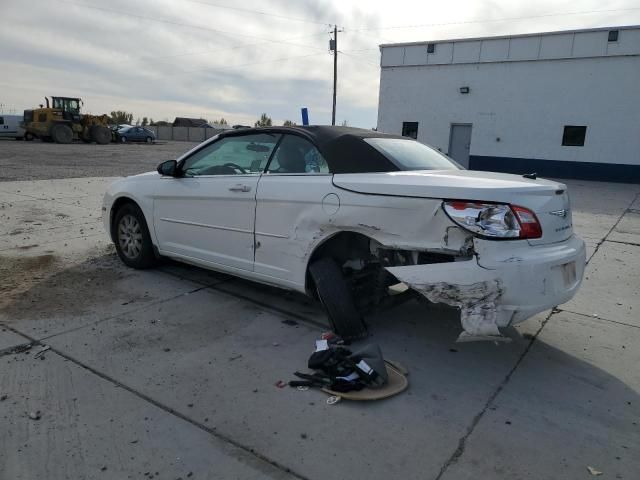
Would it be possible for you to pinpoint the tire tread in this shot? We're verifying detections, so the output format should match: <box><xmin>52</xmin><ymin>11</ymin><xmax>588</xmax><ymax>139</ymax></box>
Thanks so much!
<box><xmin>113</xmin><ymin>203</ymin><xmax>158</xmax><ymax>269</ymax></box>
<box><xmin>309</xmin><ymin>257</ymin><xmax>367</xmax><ymax>340</ymax></box>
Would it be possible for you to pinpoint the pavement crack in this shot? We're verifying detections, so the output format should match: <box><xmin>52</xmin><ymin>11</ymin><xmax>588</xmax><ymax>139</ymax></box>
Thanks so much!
<box><xmin>436</xmin><ymin>191</ymin><xmax>640</xmax><ymax>479</ymax></box>
<box><xmin>37</xmin><ymin>284</ymin><xmax>211</xmax><ymax>341</ymax></box>
<box><xmin>158</xmin><ymin>267</ymin><xmax>328</xmax><ymax>331</ymax></box>
<box><xmin>587</xmin><ymin>192</ymin><xmax>640</xmax><ymax>264</ymax></box>
<box><xmin>435</xmin><ymin>310</ymin><xmax>554</xmax><ymax>480</ymax></box>
<box><xmin>605</xmin><ymin>239</ymin><xmax>640</xmax><ymax>248</ymax></box>
<box><xmin>1</xmin><ymin>323</ymin><xmax>309</xmax><ymax>480</ymax></box>
<box><xmin>212</xmin><ymin>282</ymin><xmax>328</xmax><ymax>331</ymax></box>
<box><xmin>556</xmin><ymin>308</ymin><xmax>640</xmax><ymax>329</ymax></box>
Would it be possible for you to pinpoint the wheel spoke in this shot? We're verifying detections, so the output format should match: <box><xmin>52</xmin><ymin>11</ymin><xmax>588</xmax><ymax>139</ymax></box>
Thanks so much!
<box><xmin>118</xmin><ymin>213</ymin><xmax>145</xmax><ymax>259</ymax></box>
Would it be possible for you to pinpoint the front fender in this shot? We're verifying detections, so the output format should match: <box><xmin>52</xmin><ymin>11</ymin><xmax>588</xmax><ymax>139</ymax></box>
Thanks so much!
<box><xmin>102</xmin><ymin>174</ymin><xmax>159</xmax><ymax>246</ymax></box>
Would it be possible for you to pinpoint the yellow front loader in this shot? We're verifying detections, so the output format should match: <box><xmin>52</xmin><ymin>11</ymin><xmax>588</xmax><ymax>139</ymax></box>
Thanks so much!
<box><xmin>23</xmin><ymin>97</ymin><xmax>112</xmax><ymax>144</ymax></box>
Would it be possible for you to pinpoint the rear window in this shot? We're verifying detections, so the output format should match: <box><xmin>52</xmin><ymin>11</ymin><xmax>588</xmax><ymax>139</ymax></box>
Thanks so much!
<box><xmin>364</xmin><ymin>138</ymin><xmax>461</xmax><ymax>171</ymax></box>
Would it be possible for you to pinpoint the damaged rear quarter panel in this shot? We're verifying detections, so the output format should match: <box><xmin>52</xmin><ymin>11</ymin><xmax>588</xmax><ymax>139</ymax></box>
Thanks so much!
<box><xmin>253</xmin><ymin>175</ymin><xmax>470</xmax><ymax>289</ymax></box>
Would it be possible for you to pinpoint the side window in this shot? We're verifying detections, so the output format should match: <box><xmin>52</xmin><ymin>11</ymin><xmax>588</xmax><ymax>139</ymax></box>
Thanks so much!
<box><xmin>402</xmin><ymin>122</ymin><xmax>419</xmax><ymax>139</ymax></box>
<box><xmin>0</xmin><ymin>117</ymin><xmax>4</xmax><ymax>125</ymax></box>
<box><xmin>267</xmin><ymin>135</ymin><xmax>330</xmax><ymax>174</ymax></box>
<box><xmin>181</xmin><ymin>133</ymin><xmax>280</xmax><ymax>176</ymax></box>
<box><xmin>562</xmin><ymin>126</ymin><xmax>586</xmax><ymax>147</ymax></box>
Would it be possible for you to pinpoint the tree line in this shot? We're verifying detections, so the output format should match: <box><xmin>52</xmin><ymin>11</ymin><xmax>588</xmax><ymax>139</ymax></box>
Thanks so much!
<box><xmin>109</xmin><ymin>111</ymin><xmax>348</xmax><ymax>128</ymax></box>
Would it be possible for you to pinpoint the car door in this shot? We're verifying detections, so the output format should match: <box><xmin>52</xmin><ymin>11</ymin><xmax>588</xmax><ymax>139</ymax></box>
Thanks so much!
<box><xmin>254</xmin><ymin>134</ymin><xmax>333</xmax><ymax>287</ymax></box>
<box><xmin>153</xmin><ymin>132</ymin><xmax>280</xmax><ymax>272</ymax></box>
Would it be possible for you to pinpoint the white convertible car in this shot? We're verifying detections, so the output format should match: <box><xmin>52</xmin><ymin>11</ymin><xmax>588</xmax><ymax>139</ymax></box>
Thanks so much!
<box><xmin>103</xmin><ymin>126</ymin><xmax>586</xmax><ymax>341</ymax></box>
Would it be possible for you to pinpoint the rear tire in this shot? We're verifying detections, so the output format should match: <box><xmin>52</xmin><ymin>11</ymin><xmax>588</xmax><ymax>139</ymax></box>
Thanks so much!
<box><xmin>91</xmin><ymin>125</ymin><xmax>111</xmax><ymax>145</ymax></box>
<box><xmin>24</xmin><ymin>132</ymin><xmax>34</xmax><ymax>141</ymax></box>
<box><xmin>145</xmin><ymin>136</ymin><xmax>152</xmax><ymax>143</ymax></box>
<box><xmin>51</xmin><ymin>123</ymin><xmax>73</xmax><ymax>144</ymax></box>
<box><xmin>309</xmin><ymin>257</ymin><xmax>368</xmax><ymax>340</ymax></box>
<box><xmin>113</xmin><ymin>203</ymin><xmax>158</xmax><ymax>269</ymax></box>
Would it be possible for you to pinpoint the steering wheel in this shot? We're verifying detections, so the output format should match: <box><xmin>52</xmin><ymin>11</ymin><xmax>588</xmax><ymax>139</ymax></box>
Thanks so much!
<box><xmin>223</xmin><ymin>162</ymin><xmax>247</xmax><ymax>174</ymax></box>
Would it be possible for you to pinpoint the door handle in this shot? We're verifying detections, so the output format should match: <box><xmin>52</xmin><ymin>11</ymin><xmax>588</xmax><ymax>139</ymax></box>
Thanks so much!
<box><xmin>229</xmin><ymin>184</ymin><xmax>251</xmax><ymax>192</ymax></box>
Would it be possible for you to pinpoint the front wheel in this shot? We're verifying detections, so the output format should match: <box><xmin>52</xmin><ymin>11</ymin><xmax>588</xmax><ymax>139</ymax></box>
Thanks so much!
<box><xmin>51</xmin><ymin>123</ymin><xmax>73</xmax><ymax>144</ymax></box>
<box><xmin>120</xmin><ymin>136</ymin><xmax>127</xmax><ymax>143</ymax></box>
<box><xmin>24</xmin><ymin>132</ymin><xmax>34</xmax><ymax>141</ymax></box>
<box><xmin>91</xmin><ymin>125</ymin><xmax>112</xmax><ymax>145</ymax></box>
<box><xmin>309</xmin><ymin>257</ymin><xmax>368</xmax><ymax>340</ymax></box>
<box><xmin>113</xmin><ymin>203</ymin><xmax>158</xmax><ymax>269</ymax></box>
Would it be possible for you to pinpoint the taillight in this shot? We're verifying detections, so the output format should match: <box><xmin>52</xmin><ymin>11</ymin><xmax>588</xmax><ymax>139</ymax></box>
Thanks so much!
<box><xmin>511</xmin><ymin>205</ymin><xmax>542</xmax><ymax>239</ymax></box>
<box><xmin>443</xmin><ymin>201</ymin><xmax>542</xmax><ymax>240</ymax></box>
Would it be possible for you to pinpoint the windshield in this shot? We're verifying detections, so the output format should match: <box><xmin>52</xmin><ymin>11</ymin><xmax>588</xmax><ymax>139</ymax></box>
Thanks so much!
<box><xmin>364</xmin><ymin>138</ymin><xmax>461</xmax><ymax>171</ymax></box>
<box><xmin>52</xmin><ymin>98</ymin><xmax>80</xmax><ymax>114</ymax></box>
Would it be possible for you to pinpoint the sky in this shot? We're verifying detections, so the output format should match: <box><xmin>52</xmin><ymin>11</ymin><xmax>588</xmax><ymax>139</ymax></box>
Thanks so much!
<box><xmin>1</xmin><ymin>0</ymin><xmax>639</xmax><ymax>127</ymax></box>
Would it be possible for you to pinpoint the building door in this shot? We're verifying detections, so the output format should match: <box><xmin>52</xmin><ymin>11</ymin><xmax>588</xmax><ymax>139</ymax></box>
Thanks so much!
<box><xmin>448</xmin><ymin>124</ymin><xmax>472</xmax><ymax>168</ymax></box>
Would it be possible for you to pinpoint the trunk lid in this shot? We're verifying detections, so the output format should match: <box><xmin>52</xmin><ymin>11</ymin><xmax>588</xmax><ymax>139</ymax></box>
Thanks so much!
<box><xmin>525</xmin><ymin>187</ymin><xmax>573</xmax><ymax>245</ymax></box>
<box><xmin>332</xmin><ymin>170</ymin><xmax>573</xmax><ymax>245</ymax></box>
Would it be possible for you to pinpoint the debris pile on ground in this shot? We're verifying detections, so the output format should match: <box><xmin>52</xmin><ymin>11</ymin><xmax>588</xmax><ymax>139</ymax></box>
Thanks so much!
<box><xmin>288</xmin><ymin>333</ymin><xmax>408</xmax><ymax>401</ymax></box>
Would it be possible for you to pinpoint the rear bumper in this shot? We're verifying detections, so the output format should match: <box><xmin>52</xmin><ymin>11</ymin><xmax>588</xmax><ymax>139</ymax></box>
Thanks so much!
<box><xmin>475</xmin><ymin>234</ymin><xmax>586</xmax><ymax>324</ymax></box>
<box><xmin>386</xmin><ymin>235</ymin><xmax>586</xmax><ymax>337</ymax></box>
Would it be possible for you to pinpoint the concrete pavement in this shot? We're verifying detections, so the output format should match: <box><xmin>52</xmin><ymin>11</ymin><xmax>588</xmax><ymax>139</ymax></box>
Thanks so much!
<box><xmin>1</xmin><ymin>176</ymin><xmax>639</xmax><ymax>479</ymax></box>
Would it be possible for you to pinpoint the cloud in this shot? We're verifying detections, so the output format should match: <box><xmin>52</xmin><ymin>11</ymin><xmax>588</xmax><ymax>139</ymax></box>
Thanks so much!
<box><xmin>1</xmin><ymin>0</ymin><xmax>639</xmax><ymax>126</ymax></box>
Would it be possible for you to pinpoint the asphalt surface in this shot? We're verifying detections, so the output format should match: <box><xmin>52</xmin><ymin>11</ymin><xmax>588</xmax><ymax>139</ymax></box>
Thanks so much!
<box><xmin>1</xmin><ymin>142</ymin><xmax>639</xmax><ymax>479</ymax></box>
<box><xmin>0</xmin><ymin>139</ymin><xmax>199</xmax><ymax>181</ymax></box>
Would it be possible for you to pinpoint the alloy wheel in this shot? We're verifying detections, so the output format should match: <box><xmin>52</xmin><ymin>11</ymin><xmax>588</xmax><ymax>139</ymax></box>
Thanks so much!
<box><xmin>117</xmin><ymin>214</ymin><xmax>143</xmax><ymax>259</ymax></box>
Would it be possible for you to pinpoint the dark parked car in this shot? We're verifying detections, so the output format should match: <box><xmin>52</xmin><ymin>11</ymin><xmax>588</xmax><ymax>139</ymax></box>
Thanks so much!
<box><xmin>117</xmin><ymin>126</ymin><xmax>155</xmax><ymax>143</ymax></box>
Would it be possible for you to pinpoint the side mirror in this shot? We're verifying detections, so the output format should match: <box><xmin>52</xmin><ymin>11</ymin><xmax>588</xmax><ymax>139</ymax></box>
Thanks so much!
<box><xmin>157</xmin><ymin>159</ymin><xmax>178</xmax><ymax>176</ymax></box>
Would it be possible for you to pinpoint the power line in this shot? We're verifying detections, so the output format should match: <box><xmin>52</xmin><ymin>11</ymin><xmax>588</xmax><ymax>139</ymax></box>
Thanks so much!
<box><xmin>344</xmin><ymin>28</ymin><xmax>396</xmax><ymax>45</ymax></box>
<box><xmin>339</xmin><ymin>51</ymin><xmax>379</xmax><ymax>68</ymax></box>
<box><xmin>162</xmin><ymin>52</ymin><xmax>327</xmax><ymax>77</ymax></box>
<box><xmin>182</xmin><ymin>0</ymin><xmax>332</xmax><ymax>26</ymax></box>
<box><xmin>110</xmin><ymin>32</ymin><xmax>328</xmax><ymax>67</ymax></box>
<box><xmin>341</xmin><ymin>47</ymin><xmax>379</xmax><ymax>53</ymax></box>
<box><xmin>55</xmin><ymin>0</ymin><xmax>326</xmax><ymax>51</ymax></box>
<box><xmin>350</xmin><ymin>7</ymin><xmax>640</xmax><ymax>32</ymax></box>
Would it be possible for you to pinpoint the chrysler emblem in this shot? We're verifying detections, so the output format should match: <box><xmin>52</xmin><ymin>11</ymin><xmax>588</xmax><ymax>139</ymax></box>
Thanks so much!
<box><xmin>549</xmin><ymin>209</ymin><xmax>568</xmax><ymax>218</ymax></box>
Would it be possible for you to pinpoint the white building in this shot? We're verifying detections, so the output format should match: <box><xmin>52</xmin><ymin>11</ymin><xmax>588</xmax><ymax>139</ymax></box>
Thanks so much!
<box><xmin>377</xmin><ymin>25</ymin><xmax>640</xmax><ymax>182</ymax></box>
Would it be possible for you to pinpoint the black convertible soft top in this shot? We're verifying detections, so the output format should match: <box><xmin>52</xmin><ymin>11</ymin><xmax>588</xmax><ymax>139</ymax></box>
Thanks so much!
<box><xmin>219</xmin><ymin>125</ymin><xmax>407</xmax><ymax>174</ymax></box>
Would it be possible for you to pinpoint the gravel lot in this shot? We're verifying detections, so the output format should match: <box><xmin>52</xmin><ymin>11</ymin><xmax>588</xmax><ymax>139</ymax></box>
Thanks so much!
<box><xmin>0</xmin><ymin>139</ymin><xmax>199</xmax><ymax>181</ymax></box>
<box><xmin>1</xmin><ymin>142</ymin><xmax>639</xmax><ymax>479</ymax></box>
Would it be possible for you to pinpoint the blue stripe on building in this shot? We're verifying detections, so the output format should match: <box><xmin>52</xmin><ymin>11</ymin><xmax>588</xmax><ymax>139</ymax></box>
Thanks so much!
<box><xmin>469</xmin><ymin>156</ymin><xmax>640</xmax><ymax>183</ymax></box>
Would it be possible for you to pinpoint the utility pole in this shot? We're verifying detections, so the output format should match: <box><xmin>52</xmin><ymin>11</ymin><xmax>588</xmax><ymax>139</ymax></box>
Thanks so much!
<box><xmin>330</xmin><ymin>25</ymin><xmax>340</xmax><ymax>126</ymax></box>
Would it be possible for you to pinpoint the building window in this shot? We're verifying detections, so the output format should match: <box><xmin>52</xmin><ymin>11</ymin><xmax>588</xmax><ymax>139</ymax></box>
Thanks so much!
<box><xmin>402</xmin><ymin>122</ymin><xmax>419</xmax><ymax>139</ymax></box>
<box><xmin>608</xmin><ymin>30</ymin><xmax>619</xmax><ymax>42</ymax></box>
<box><xmin>562</xmin><ymin>126</ymin><xmax>587</xmax><ymax>146</ymax></box>
<box><xmin>427</xmin><ymin>43</ymin><xmax>435</xmax><ymax>54</ymax></box>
